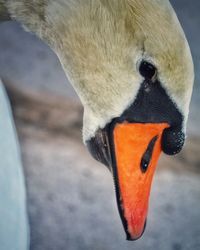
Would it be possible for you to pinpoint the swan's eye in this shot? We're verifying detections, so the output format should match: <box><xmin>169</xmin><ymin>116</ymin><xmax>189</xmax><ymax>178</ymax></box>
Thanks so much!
<box><xmin>139</xmin><ymin>61</ymin><xmax>157</xmax><ymax>80</ymax></box>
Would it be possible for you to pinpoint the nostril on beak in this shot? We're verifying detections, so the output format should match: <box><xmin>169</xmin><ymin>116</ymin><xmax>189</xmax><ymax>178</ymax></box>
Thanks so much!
<box><xmin>162</xmin><ymin>128</ymin><xmax>185</xmax><ymax>155</ymax></box>
<box><xmin>141</xmin><ymin>135</ymin><xmax>158</xmax><ymax>173</ymax></box>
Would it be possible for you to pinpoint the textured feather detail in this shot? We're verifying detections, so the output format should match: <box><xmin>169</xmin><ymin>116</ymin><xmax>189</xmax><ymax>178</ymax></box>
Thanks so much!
<box><xmin>3</xmin><ymin>0</ymin><xmax>194</xmax><ymax>141</ymax></box>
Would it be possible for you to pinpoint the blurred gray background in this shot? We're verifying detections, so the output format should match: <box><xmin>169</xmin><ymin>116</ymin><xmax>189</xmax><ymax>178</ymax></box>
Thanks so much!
<box><xmin>0</xmin><ymin>0</ymin><xmax>199</xmax><ymax>250</ymax></box>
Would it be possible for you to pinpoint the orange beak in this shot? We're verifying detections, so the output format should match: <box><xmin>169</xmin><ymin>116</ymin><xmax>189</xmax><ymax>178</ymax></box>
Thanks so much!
<box><xmin>86</xmin><ymin>80</ymin><xmax>185</xmax><ymax>240</ymax></box>
<box><xmin>112</xmin><ymin>122</ymin><xmax>169</xmax><ymax>240</ymax></box>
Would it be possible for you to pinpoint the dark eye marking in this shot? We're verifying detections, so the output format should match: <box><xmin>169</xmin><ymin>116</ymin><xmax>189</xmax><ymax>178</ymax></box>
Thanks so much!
<box><xmin>139</xmin><ymin>61</ymin><xmax>157</xmax><ymax>81</ymax></box>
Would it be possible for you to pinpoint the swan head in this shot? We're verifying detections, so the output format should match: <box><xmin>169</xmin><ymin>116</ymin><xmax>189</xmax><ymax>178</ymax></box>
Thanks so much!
<box><xmin>42</xmin><ymin>0</ymin><xmax>194</xmax><ymax>240</ymax></box>
<box><xmin>51</xmin><ymin>0</ymin><xmax>194</xmax><ymax>240</ymax></box>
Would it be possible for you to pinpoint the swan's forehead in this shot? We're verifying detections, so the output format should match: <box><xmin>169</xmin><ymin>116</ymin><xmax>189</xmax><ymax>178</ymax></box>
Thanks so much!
<box><xmin>131</xmin><ymin>1</ymin><xmax>194</xmax><ymax>110</ymax></box>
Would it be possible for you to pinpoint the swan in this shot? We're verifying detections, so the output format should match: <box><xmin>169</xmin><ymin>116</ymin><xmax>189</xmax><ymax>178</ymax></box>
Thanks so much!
<box><xmin>0</xmin><ymin>0</ymin><xmax>194</xmax><ymax>242</ymax></box>
<box><xmin>0</xmin><ymin>79</ymin><xmax>29</xmax><ymax>250</ymax></box>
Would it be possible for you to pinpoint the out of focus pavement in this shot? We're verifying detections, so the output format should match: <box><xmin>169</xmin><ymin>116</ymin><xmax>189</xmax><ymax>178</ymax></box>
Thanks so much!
<box><xmin>0</xmin><ymin>0</ymin><xmax>199</xmax><ymax>250</ymax></box>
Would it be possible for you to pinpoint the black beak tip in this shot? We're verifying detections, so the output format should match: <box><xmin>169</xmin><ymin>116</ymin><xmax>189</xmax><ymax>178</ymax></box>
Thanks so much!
<box><xmin>126</xmin><ymin>219</ymin><xmax>147</xmax><ymax>241</ymax></box>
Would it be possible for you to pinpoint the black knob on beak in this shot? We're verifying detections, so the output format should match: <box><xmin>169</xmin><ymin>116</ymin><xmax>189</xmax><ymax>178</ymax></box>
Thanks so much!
<box><xmin>162</xmin><ymin>127</ymin><xmax>185</xmax><ymax>155</ymax></box>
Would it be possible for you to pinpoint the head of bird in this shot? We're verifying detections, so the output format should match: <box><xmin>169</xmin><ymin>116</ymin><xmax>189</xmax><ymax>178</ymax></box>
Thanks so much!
<box><xmin>44</xmin><ymin>0</ymin><xmax>194</xmax><ymax>240</ymax></box>
<box><xmin>9</xmin><ymin>0</ymin><xmax>194</xmax><ymax>240</ymax></box>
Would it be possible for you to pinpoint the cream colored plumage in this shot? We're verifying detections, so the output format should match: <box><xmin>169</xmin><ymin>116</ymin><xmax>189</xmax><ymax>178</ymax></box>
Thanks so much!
<box><xmin>1</xmin><ymin>0</ymin><xmax>194</xmax><ymax>141</ymax></box>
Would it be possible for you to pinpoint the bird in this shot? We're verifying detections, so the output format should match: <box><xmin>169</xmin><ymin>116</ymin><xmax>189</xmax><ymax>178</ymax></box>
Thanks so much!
<box><xmin>0</xmin><ymin>0</ymin><xmax>194</xmax><ymax>242</ymax></box>
<box><xmin>0</xmin><ymin>80</ymin><xmax>29</xmax><ymax>250</ymax></box>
